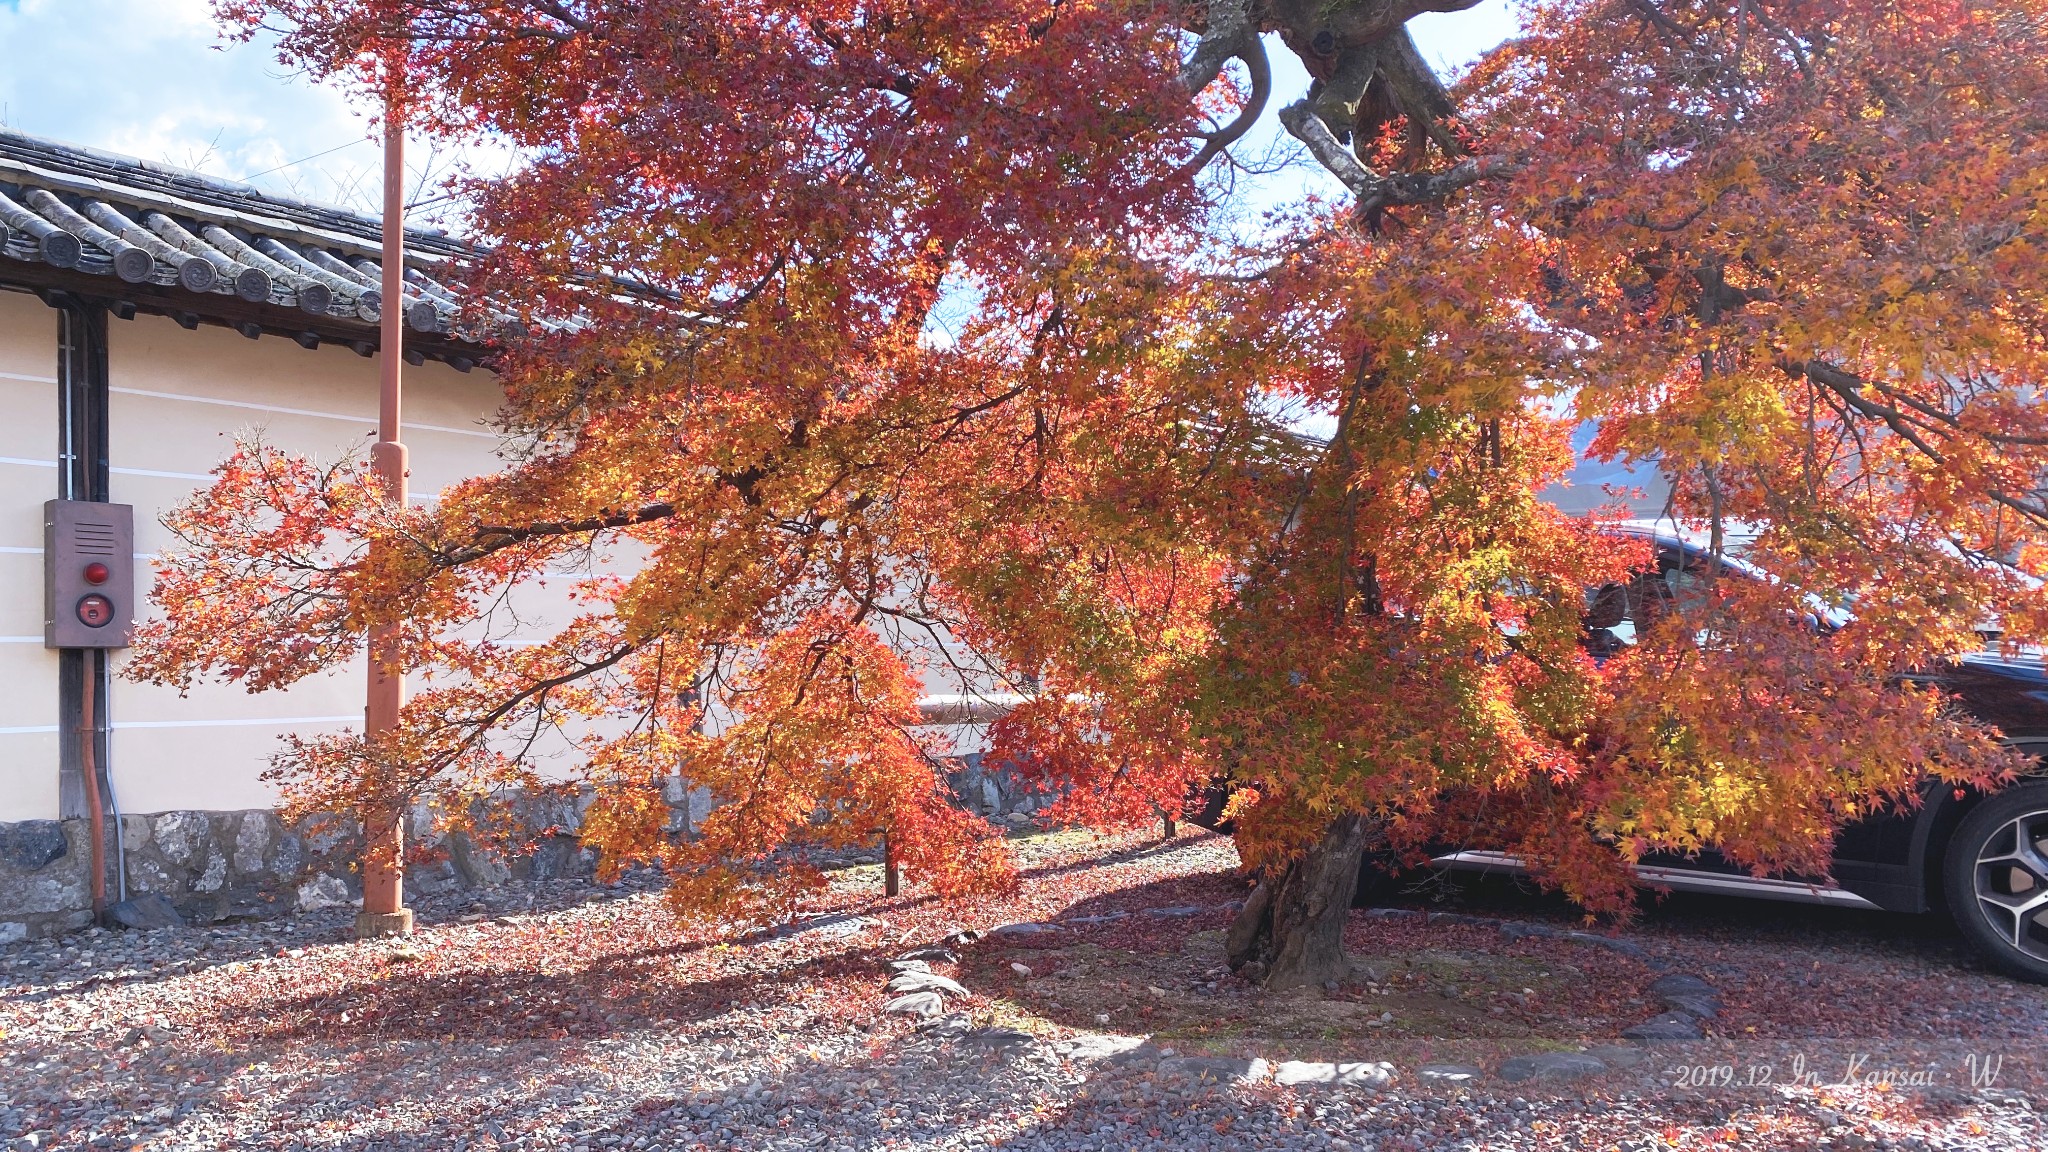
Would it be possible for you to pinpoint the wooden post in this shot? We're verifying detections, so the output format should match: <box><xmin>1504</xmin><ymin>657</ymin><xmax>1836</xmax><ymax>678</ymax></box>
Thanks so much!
<box><xmin>356</xmin><ymin>70</ymin><xmax>414</xmax><ymax>940</ymax></box>
<box><xmin>883</xmin><ymin>832</ymin><xmax>900</xmax><ymax>898</ymax></box>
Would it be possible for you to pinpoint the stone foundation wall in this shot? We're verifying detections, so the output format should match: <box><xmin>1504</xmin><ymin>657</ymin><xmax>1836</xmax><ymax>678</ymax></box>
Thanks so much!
<box><xmin>0</xmin><ymin>755</ymin><xmax>1051</xmax><ymax>942</ymax></box>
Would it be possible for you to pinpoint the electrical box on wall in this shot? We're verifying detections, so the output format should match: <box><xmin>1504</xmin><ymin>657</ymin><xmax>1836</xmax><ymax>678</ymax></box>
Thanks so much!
<box><xmin>45</xmin><ymin>500</ymin><xmax>134</xmax><ymax>650</ymax></box>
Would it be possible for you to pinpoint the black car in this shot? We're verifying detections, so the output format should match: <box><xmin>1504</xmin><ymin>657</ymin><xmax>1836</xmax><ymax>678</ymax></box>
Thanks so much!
<box><xmin>1203</xmin><ymin>525</ymin><xmax>2048</xmax><ymax>984</ymax></box>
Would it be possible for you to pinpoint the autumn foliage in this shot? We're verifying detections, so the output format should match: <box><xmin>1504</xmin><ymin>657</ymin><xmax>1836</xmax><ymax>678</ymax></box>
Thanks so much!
<box><xmin>142</xmin><ymin>0</ymin><xmax>2048</xmax><ymax>937</ymax></box>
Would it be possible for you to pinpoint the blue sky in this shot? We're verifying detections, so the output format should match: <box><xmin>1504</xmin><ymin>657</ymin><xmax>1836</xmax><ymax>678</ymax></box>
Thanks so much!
<box><xmin>0</xmin><ymin>0</ymin><xmax>1521</xmax><ymax>226</ymax></box>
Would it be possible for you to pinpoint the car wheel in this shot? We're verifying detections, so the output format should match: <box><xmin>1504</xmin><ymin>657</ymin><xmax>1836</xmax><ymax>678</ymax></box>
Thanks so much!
<box><xmin>1944</xmin><ymin>781</ymin><xmax>2048</xmax><ymax>983</ymax></box>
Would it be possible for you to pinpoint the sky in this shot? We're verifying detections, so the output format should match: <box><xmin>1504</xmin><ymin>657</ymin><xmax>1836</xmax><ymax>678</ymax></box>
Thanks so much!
<box><xmin>0</xmin><ymin>0</ymin><xmax>1523</xmax><ymax>228</ymax></box>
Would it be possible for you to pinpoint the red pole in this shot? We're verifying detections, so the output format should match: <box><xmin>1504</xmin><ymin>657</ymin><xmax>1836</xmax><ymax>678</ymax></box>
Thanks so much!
<box><xmin>356</xmin><ymin>76</ymin><xmax>414</xmax><ymax>940</ymax></box>
<box><xmin>79</xmin><ymin>665</ymin><xmax>107</xmax><ymax>922</ymax></box>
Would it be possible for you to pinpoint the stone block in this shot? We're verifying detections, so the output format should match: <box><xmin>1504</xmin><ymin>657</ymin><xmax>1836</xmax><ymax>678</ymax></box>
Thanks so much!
<box><xmin>446</xmin><ymin>832</ymin><xmax>509</xmax><ymax>887</ymax></box>
<box><xmin>192</xmin><ymin>849</ymin><xmax>228</xmax><ymax>893</ymax></box>
<box><xmin>151</xmin><ymin>811</ymin><xmax>207</xmax><ymax>866</ymax></box>
<box><xmin>233</xmin><ymin>812</ymin><xmax>275</xmax><ymax>874</ymax></box>
<box><xmin>0</xmin><ymin>821</ymin><xmax>70</xmax><ymax>871</ymax></box>
<box><xmin>126</xmin><ymin>853</ymin><xmax>176</xmax><ymax>894</ymax></box>
<box><xmin>269</xmin><ymin>832</ymin><xmax>303</xmax><ymax>879</ymax></box>
<box><xmin>297</xmin><ymin>873</ymin><xmax>351</xmax><ymax>911</ymax></box>
<box><xmin>1</xmin><ymin>833</ymin><xmax>88</xmax><ymax>914</ymax></box>
<box><xmin>407</xmin><ymin>858</ymin><xmax>461</xmax><ymax>897</ymax></box>
<box><xmin>300</xmin><ymin>814</ymin><xmax>356</xmax><ymax>859</ymax></box>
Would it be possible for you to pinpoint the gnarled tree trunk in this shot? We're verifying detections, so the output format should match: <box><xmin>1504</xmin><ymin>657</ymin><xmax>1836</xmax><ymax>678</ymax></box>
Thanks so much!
<box><xmin>1226</xmin><ymin>813</ymin><xmax>1378</xmax><ymax>990</ymax></box>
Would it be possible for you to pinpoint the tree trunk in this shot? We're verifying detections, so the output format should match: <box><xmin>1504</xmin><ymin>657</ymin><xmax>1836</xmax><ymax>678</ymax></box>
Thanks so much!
<box><xmin>1226</xmin><ymin>813</ymin><xmax>1376</xmax><ymax>990</ymax></box>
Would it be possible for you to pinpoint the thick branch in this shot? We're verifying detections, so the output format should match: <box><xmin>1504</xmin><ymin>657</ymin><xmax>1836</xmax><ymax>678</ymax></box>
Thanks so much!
<box><xmin>446</xmin><ymin>501</ymin><xmax>678</xmax><ymax>565</ymax></box>
<box><xmin>1179</xmin><ymin>0</ymin><xmax>1255</xmax><ymax>93</ymax></box>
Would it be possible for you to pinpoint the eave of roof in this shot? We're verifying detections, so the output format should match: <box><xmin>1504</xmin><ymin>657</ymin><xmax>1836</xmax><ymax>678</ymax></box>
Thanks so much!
<box><xmin>0</xmin><ymin>128</ymin><xmax>485</xmax><ymax>354</ymax></box>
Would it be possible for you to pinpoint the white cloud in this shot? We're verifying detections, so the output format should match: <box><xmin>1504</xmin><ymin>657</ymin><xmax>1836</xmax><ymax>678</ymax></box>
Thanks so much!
<box><xmin>0</xmin><ymin>0</ymin><xmax>493</xmax><ymax>227</ymax></box>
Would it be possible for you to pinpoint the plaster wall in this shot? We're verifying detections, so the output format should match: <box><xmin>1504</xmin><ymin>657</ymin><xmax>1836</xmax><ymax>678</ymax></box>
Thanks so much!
<box><xmin>103</xmin><ymin>313</ymin><xmax>508</xmax><ymax>815</ymax></box>
<box><xmin>0</xmin><ymin>290</ymin><xmax>64</xmax><ymax>822</ymax></box>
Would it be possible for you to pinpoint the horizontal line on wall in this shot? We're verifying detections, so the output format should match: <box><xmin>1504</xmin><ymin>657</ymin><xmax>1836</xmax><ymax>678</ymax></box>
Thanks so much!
<box><xmin>0</xmin><ymin>547</ymin><xmax>157</xmax><ymax>560</ymax></box>
<box><xmin>0</xmin><ymin>455</ymin><xmax>58</xmax><ymax>470</ymax></box>
<box><xmin>0</xmin><ymin>371</ymin><xmax>59</xmax><ymax>385</ymax></box>
<box><xmin>110</xmin><ymin>386</ymin><xmax>499</xmax><ymax>440</ymax></box>
<box><xmin>111</xmin><ymin>715</ymin><xmax>358</xmax><ymax>730</ymax></box>
<box><xmin>0</xmin><ymin>724</ymin><xmax>58</xmax><ymax>735</ymax></box>
<box><xmin>0</xmin><ymin>636</ymin><xmax>45</xmax><ymax>644</ymax></box>
<box><xmin>112</xmin><ymin>466</ymin><xmax>213</xmax><ymax>481</ymax></box>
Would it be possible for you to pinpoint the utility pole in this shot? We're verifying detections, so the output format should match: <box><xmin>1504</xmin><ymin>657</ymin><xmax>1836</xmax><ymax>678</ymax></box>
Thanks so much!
<box><xmin>356</xmin><ymin>65</ymin><xmax>414</xmax><ymax>940</ymax></box>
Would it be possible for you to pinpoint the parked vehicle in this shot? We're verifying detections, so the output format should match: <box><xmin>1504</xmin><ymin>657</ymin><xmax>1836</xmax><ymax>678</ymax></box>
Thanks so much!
<box><xmin>1195</xmin><ymin>524</ymin><xmax>2048</xmax><ymax>984</ymax></box>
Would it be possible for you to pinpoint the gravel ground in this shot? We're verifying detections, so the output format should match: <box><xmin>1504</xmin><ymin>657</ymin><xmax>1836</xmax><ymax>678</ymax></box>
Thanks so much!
<box><xmin>3</xmin><ymin>829</ymin><xmax>2043</xmax><ymax>1151</ymax></box>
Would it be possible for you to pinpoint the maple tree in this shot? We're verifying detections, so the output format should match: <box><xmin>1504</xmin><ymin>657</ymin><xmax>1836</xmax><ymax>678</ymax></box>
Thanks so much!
<box><xmin>142</xmin><ymin>0</ymin><xmax>2048</xmax><ymax>984</ymax></box>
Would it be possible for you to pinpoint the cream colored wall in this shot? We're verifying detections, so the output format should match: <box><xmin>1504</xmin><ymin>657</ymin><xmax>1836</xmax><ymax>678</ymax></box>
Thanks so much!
<box><xmin>106</xmin><ymin>313</ymin><xmax>506</xmax><ymax>815</ymax></box>
<box><xmin>0</xmin><ymin>290</ymin><xmax>61</xmax><ymax>822</ymax></box>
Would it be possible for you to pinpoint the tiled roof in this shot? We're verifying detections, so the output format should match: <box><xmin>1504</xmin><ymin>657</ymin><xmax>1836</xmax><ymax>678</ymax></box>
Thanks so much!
<box><xmin>0</xmin><ymin>128</ymin><xmax>471</xmax><ymax>340</ymax></box>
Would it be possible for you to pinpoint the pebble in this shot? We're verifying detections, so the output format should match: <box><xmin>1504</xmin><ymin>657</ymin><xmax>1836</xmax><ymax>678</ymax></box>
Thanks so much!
<box><xmin>4</xmin><ymin>835</ymin><xmax>2040</xmax><ymax>1152</ymax></box>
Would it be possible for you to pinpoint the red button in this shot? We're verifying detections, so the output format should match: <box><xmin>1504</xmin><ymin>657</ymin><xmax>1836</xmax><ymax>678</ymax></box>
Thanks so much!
<box><xmin>76</xmin><ymin>594</ymin><xmax>114</xmax><ymax>628</ymax></box>
<box><xmin>83</xmin><ymin>562</ymin><xmax>109</xmax><ymax>585</ymax></box>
